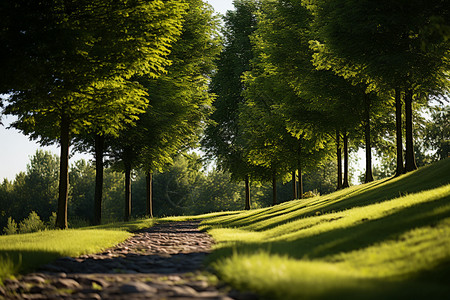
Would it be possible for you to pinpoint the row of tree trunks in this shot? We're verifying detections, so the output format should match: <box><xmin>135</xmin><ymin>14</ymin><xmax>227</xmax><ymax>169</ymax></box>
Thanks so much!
<box><xmin>74</xmin><ymin>89</ymin><xmax>418</xmax><ymax>226</ymax></box>
<box><xmin>291</xmin><ymin>169</ymin><xmax>304</xmax><ymax>200</ymax></box>
<box><xmin>394</xmin><ymin>89</ymin><xmax>417</xmax><ymax>176</ymax></box>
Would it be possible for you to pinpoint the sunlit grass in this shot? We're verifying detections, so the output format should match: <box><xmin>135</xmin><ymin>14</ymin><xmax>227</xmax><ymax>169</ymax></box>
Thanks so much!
<box><xmin>0</xmin><ymin>229</ymin><xmax>132</xmax><ymax>281</ymax></box>
<box><xmin>205</xmin><ymin>158</ymin><xmax>450</xmax><ymax>299</ymax></box>
<box><xmin>160</xmin><ymin>210</ymin><xmax>242</xmax><ymax>223</ymax></box>
<box><xmin>0</xmin><ymin>212</ymin><xmax>240</xmax><ymax>283</ymax></box>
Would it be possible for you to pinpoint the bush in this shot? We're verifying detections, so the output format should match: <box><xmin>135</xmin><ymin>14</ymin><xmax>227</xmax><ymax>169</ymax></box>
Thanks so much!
<box><xmin>303</xmin><ymin>189</ymin><xmax>320</xmax><ymax>199</ymax></box>
<box><xmin>2</xmin><ymin>217</ymin><xmax>18</xmax><ymax>235</ymax></box>
<box><xmin>46</xmin><ymin>212</ymin><xmax>57</xmax><ymax>230</ymax></box>
<box><xmin>19</xmin><ymin>211</ymin><xmax>46</xmax><ymax>234</ymax></box>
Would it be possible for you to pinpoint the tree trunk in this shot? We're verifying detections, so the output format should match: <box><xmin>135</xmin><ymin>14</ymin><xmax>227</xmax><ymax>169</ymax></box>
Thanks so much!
<box><xmin>124</xmin><ymin>161</ymin><xmax>132</xmax><ymax>222</ymax></box>
<box><xmin>336</xmin><ymin>129</ymin><xmax>343</xmax><ymax>190</ymax></box>
<box><xmin>272</xmin><ymin>172</ymin><xmax>277</xmax><ymax>206</ymax></box>
<box><xmin>364</xmin><ymin>95</ymin><xmax>374</xmax><ymax>183</ymax></box>
<box><xmin>298</xmin><ymin>167</ymin><xmax>303</xmax><ymax>199</ymax></box>
<box><xmin>342</xmin><ymin>132</ymin><xmax>350</xmax><ymax>188</ymax></box>
<box><xmin>146</xmin><ymin>172</ymin><xmax>153</xmax><ymax>218</ymax></box>
<box><xmin>56</xmin><ymin>114</ymin><xmax>70</xmax><ymax>229</ymax></box>
<box><xmin>93</xmin><ymin>134</ymin><xmax>104</xmax><ymax>225</ymax></box>
<box><xmin>292</xmin><ymin>171</ymin><xmax>297</xmax><ymax>200</ymax></box>
<box><xmin>395</xmin><ymin>89</ymin><xmax>404</xmax><ymax>176</ymax></box>
<box><xmin>245</xmin><ymin>175</ymin><xmax>251</xmax><ymax>210</ymax></box>
<box><xmin>404</xmin><ymin>90</ymin><xmax>417</xmax><ymax>172</ymax></box>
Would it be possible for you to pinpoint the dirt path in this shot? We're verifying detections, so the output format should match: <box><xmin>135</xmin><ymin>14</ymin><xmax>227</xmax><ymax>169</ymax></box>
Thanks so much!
<box><xmin>1</xmin><ymin>221</ymin><xmax>256</xmax><ymax>300</ymax></box>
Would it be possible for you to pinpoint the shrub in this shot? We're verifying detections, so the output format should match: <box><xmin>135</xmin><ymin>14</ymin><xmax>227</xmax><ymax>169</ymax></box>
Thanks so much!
<box><xmin>46</xmin><ymin>212</ymin><xmax>57</xmax><ymax>230</ymax></box>
<box><xmin>303</xmin><ymin>189</ymin><xmax>320</xmax><ymax>199</ymax></box>
<box><xmin>2</xmin><ymin>217</ymin><xmax>18</xmax><ymax>235</ymax></box>
<box><xmin>19</xmin><ymin>211</ymin><xmax>46</xmax><ymax>234</ymax></box>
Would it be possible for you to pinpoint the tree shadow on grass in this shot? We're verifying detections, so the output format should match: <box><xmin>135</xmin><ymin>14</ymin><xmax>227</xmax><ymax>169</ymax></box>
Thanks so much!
<box><xmin>209</xmin><ymin>193</ymin><xmax>450</xmax><ymax>299</ymax></box>
<box><xmin>222</xmin><ymin>159</ymin><xmax>450</xmax><ymax>232</ymax></box>
<box><xmin>0</xmin><ymin>249</ymin><xmax>63</xmax><ymax>275</ymax></box>
<box><xmin>210</xmin><ymin>192</ymin><xmax>450</xmax><ymax>261</ymax></box>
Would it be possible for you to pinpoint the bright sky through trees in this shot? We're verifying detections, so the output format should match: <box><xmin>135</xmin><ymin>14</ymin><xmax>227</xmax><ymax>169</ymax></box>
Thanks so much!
<box><xmin>0</xmin><ymin>0</ymin><xmax>233</xmax><ymax>181</ymax></box>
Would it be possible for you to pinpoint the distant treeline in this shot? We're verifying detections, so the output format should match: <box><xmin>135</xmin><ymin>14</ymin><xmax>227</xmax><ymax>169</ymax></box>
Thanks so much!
<box><xmin>0</xmin><ymin>150</ymin><xmax>341</xmax><ymax>233</ymax></box>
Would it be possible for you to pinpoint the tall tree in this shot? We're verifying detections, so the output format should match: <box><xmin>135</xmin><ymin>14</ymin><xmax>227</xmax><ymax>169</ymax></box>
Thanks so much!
<box><xmin>247</xmin><ymin>0</ymin><xmax>364</xmax><ymax>190</ymax></box>
<box><xmin>2</xmin><ymin>0</ymin><xmax>186</xmax><ymax>228</ymax></box>
<box><xmin>109</xmin><ymin>0</ymin><xmax>220</xmax><ymax>221</ymax></box>
<box><xmin>202</xmin><ymin>0</ymin><xmax>259</xmax><ymax>210</ymax></box>
<box><xmin>310</xmin><ymin>0</ymin><xmax>450</xmax><ymax>174</ymax></box>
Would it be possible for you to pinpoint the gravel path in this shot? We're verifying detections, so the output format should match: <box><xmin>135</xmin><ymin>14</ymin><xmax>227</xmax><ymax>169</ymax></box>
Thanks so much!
<box><xmin>1</xmin><ymin>221</ymin><xmax>256</xmax><ymax>300</ymax></box>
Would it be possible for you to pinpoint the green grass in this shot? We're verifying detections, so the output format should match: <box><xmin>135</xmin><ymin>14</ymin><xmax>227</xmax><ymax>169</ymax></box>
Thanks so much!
<box><xmin>2</xmin><ymin>159</ymin><xmax>449</xmax><ymax>299</ymax></box>
<box><xmin>0</xmin><ymin>229</ymin><xmax>132</xmax><ymax>280</ymax></box>
<box><xmin>0</xmin><ymin>218</ymin><xmax>164</xmax><ymax>282</ymax></box>
<box><xmin>203</xmin><ymin>158</ymin><xmax>450</xmax><ymax>299</ymax></box>
<box><xmin>0</xmin><ymin>212</ymin><xmax>239</xmax><ymax>283</ymax></box>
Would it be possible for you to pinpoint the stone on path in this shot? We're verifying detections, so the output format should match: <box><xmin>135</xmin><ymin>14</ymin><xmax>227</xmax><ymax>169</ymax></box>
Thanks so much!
<box><xmin>2</xmin><ymin>221</ymin><xmax>257</xmax><ymax>300</ymax></box>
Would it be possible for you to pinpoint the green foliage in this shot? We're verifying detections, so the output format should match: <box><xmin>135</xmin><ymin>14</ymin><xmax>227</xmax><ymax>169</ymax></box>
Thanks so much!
<box><xmin>69</xmin><ymin>159</ymin><xmax>96</xmax><ymax>221</ymax></box>
<box><xmin>3</xmin><ymin>217</ymin><xmax>18</xmax><ymax>235</ymax></box>
<box><xmin>18</xmin><ymin>211</ymin><xmax>46</xmax><ymax>234</ymax></box>
<box><xmin>0</xmin><ymin>150</ymin><xmax>59</xmax><ymax>228</ymax></box>
<box><xmin>106</xmin><ymin>1</ymin><xmax>221</xmax><ymax>222</ymax></box>
<box><xmin>46</xmin><ymin>212</ymin><xmax>57</xmax><ymax>230</ymax></box>
<box><xmin>309</xmin><ymin>0</ymin><xmax>449</xmax><ymax>95</ymax></box>
<box><xmin>423</xmin><ymin>105</ymin><xmax>450</xmax><ymax>160</ymax></box>
<box><xmin>202</xmin><ymin>0</ymin><xmax>260</xmax><ymax>181</ymax></box>
<box><xmin>3</xmin><ymin>0</ymin><xmax>188</xmax><ymax>140</ymax></box>
<box><xmin>1</xmin><ymin>0</ymin><xmax>188</xmax><ymax>228</ymax></box>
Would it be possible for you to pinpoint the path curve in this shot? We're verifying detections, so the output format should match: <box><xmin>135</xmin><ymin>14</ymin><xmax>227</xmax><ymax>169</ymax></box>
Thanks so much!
<box><xmin>1</xmin><ymin>221</ymin><xmax>257</xmax><ymax>300</ymax></box>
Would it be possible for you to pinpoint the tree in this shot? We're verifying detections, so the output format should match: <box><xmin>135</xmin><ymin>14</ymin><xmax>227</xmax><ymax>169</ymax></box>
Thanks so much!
<box><xmin>108</xmin><ymin>0</ymin><xmax>220</xmax><ymax>221</ymax></box>
<box><xmin>2</xmin><ymin>0</ymin><xmax>187</xmax><ymax>228</ymax></box>
<box><xmin>423</xmin><ymin>105</ymin><xmax>449</xmax><ymax>160</ymax></box>
<box><xmin>310</xmin><ymin>0</ymin><xmax>450</xmax><ymax>174</ymax></box>
<box><xmin>138</xmin><ymin>0</ymin><xmax>220</xmax><ymax>218</ymax></box>
<box><xmin>245</xmin><ymin>0</ymin><xmax>367</xmax><ymax>191</ymax></box>
<box><xmin>202</xmin><ymin>0</ymin><xmax>259</xmax><ymax>210</ymax></box>
<box><xmin>69</xmin><ymin>159</ymin><xmax>95</xmax><ymax>222</ymax></box>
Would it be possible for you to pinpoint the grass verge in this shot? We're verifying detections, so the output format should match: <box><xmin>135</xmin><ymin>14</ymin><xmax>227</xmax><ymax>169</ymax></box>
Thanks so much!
<box><xmin>203</xmin><ymin>158</ymin><xmax>450</xmax><ymax>299</ymax></box>
<box><xmin>0</xmin><ymin>211</ymin><xmax>238</xmax><ymax>283</ymax></box>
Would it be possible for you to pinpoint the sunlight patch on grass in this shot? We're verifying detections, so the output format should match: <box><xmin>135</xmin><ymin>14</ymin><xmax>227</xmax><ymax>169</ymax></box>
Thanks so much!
<box><xmin>0</xmin><ymin>228</ymin><xmax>132</xmax><ymax>281</ymax></box>
<box><xmin>214</xmin><ymin>252</ymin><xmax>369</xmax><ymax>300</ymax></box>
<box><xmin>213</xmin><ymin>218</ymin><xmax>450</xmax><ymax>299</ymax></box>
<box><xmin>0</xmin><ymin>229</ymin><xmax>132</xmax><ymax>256</ymax></box>
<box><xmin>265</xmin><ymin>185</ymin><xmax>450</xmax><ymax>243</ymax></box>
<box><xmin>207</xmin><ymin>184</ymin><xmax>450</xmax><ymax>247</ymax></box>
<box><xmin>331</xmin><ymin>217</ymin><xmax>450</xmax><ymax>279</ymax></box>
<box><xmin>160</xmin><ymin>210</ymin><xmax>241</xmax><ymax>223</ymax></box>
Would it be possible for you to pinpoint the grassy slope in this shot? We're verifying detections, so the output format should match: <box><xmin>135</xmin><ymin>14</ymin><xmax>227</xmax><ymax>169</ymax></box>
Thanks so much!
<box><xmin>202</xmin><ymin>158</ymin><xmax>450</xmax><ymax>300</ymax></box>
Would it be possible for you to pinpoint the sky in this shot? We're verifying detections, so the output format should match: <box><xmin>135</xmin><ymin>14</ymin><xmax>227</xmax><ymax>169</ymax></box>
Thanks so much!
<box><xmin>0</xmin><ymin>1</ymin><xmax>235</xmax><ymax>181</ymax></box>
